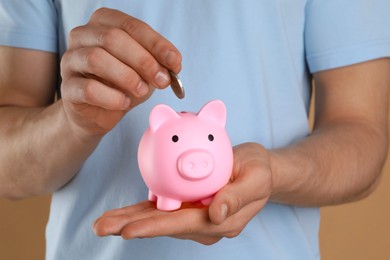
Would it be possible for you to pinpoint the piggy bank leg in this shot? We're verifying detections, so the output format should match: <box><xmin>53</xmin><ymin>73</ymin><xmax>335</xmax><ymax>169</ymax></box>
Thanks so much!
<box><xmin>200</xmin><ymin>197</ymin><xmax>213</xmax><ymax>206</ymax></box>
<box><xmin>156</xmin><ymin>197</ymin><xmax>182</xmax><ymax>211</ymax></box>
<box><xmin>148</xmin><ymin>190</ymin><xmax>157</xmax><ymax>202</ymax></box>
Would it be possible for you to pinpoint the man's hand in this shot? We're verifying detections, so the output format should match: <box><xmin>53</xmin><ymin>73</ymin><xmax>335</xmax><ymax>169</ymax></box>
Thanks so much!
<box><xmin>93</xmin><ymin>143</ymin><xmax>272</xmax><ymax>245</ymax></box>
<box><xmin>61</xmin><ymin>8</ymin><xmax>182</xmax><ymax>138</ymax></box>
<box><xmin>0</xmin><ymin>8</ymin><xmax>182</xmax><ymax>199</ymax></box>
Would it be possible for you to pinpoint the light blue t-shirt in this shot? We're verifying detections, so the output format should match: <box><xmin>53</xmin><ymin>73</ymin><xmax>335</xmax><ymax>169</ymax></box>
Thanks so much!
<box><xmin>1</xmin><ymin>1</ymin><xmax>389</xmax><ymax>259</ymax></box>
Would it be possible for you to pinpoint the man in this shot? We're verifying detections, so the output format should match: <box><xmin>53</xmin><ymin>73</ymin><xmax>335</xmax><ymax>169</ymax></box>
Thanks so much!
<box><xmin>1</xmin><ymin>1</ymin><xmax>389</xmax><ymax>259</ymax></box>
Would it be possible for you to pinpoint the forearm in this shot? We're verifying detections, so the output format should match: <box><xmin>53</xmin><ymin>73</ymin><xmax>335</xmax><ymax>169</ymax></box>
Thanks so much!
<box><xmin>270</xmin><ymin>119</ymin><xmax>388</xmax><ymax>206</ymax></box>
<box><xmin>0</xmin><ymin>101</ymin><xmax>100</xmax><ymax>199</ymax></box>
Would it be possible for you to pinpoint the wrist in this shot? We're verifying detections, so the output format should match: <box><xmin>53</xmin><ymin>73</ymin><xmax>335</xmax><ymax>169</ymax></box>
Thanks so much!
<box><xmin>59</xmin><ymin>100</ymin><xmax>104</xmax><ymax>146</ymax></box>
<box><xmin>268</xmin><ymin>147</ymin><xmax>313</xmax><ymax>204</ymax></box>
<box><xmin>268</xmin><ymin>149</ymin><xmax>284</xmax><ymax>202</ymax></box>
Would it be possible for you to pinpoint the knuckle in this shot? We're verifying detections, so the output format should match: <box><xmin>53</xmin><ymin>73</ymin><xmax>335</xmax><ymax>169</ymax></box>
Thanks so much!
<box><xmin>185</xmin><ymin>226</ymin><xmax>197</xmax><ymax>235</ymax></box>
<box><xmin>101</xmin><ymin>210</ymin><xmax>113</xmax><ymax>217</ymax></box>
<box><xmin>223</xmin><ymin>222</ymin><xmax>244</xmax><ymax>239</ymax></box>
<box><xmin>60</xmin><ymin>50</ymin><xmax>71</xmax><ymax>63</ymax></box>
<box><xmin>111</xmin><ymin>93</ymin><xmax>127</xmax><ymax>110</ymax></box>
<box><xmin>59</xmin><ymin>51</ymin><xmax>72</xmax><ymax>78</ymax></box>
<box><xmin>148</xmin><ymin>35</ymin><xmax>165</xmax><ymax>53</ymax></box>
<box><xmin>84</xmin><ymin>47</ymin><xmax>104</xmax><ymax>71</ymax></box>
<box><xmin>225</xmin><ymin>192</ymin><xmax>243</xmax><ymax>216</ymax></box>
<box><xmin>98</xmin><ymin>27</ymin><xmax>122</xmax><ymax>49</ymax></box>
<box><xmin>121</xmin><ymin>71</ymin><xmax>141</xmax><ymax>90</ymax></box>
<box><xmin>233</xmin><ymin>195</ymin><xmax>243</xmax><ymax>213</ymax></box>
<box><xmin>114</xmin><ymin>61</ymin><xmax>155</xmax><ymax>91</ymax></box>
<box><xmin>61</xmin><ymin>78</ymin><xmax>89</xmax><ymax>104</ymax></box>
<box><xmin>81</xmin><ymin>80</ymin><xmax>95</xmax><ymax>102</ymax></box>
<box><xmin>68</xmin><ymin>26</ymin><xmax>83</xmax><ymax>45</ymax></box>
<box><xmin>212</xmin><ymin>211</ymin><xmax>245</xmax><ymax>239</ymax></box>
<box><xmin>121</xmin><ymin>17</ymin><xmax>150</xmax><ymax>36</ymax></box>
<box><xmin>59</xmin><ymin>79</ymin><xmax>71</xmax><ymax>100</ymax></box>
<box><xmin>60</xmin><ymin>78</ymin><xmax>79</xmax><ymax>101</ymax></box>
<box><xmin>138</xmin><ymin>56</ymin><xmax>159</xmax><ymax>76</ymax></box>
<box><xmin>91</xmin><ymin>7</ymin><xmax>109</xmax><ymax>21</ymax></box>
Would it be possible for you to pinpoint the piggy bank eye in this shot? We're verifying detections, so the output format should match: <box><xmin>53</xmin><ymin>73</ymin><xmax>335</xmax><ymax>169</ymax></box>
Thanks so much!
<box><xmin>208</xmin><ymin>134</ymin><xmax>214</xmax><ymax>141</ymax></box>
<box><xmin>172</xmin><ymin>135</ymin><xmax>179</xmax><ymax>142</ymax></box>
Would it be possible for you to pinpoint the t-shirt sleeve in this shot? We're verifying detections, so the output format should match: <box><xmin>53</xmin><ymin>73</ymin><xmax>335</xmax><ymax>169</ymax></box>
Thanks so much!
<box><xmin>305</xmin><ymin>0</ymin><xmax>390</xmax><ymax>73</ymax></box>
<box><xmin>0</xmin><ymin>0</ymin><xmax>58</xmax><ymax>53</ymax></box>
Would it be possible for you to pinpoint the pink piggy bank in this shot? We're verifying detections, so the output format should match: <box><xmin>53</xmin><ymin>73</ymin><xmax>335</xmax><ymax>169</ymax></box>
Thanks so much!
<box><xmin>137</xmin><ymin>100</ymin><xmax>233</xmax><ymax>211</ymax></box>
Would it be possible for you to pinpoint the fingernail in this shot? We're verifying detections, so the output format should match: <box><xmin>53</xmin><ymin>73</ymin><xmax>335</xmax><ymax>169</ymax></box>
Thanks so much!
<box><xmin>123</xmin><ymin>96</ymin><xmax>131</xmax><ymax>109</ymax></box>
<box><xmin>220</xmin><ymin>203</ymin><xmax>228</xmax><ymax>222</ymax></box>
<box><xmin>136</xmin><ymin>81</ymin><xmax>149</xmax><ymax>97</ymax></box>
<box><xmin>154</xmin><ymin>71</ymin><xmax>170</xmax><ymax>88</ymax></box>
<box><xmin>92</xmin><ymin>225</ymin><xmax>98</xmax><ymax>235</ymax></box>
<box><xmin>92</xmin><ymin>221</ymin><xmax>100</xmax><ymax>236</ymax></box>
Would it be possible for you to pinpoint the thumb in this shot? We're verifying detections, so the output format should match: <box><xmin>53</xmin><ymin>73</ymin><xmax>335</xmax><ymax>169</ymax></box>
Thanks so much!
<box><xmin>209</xmin><ymin>171</ymin><xmax>271</xmax><ymax>225</ymax></box>
<box><xmin>208</xmin><ymin>184</ymin><xmax>242</xmax><ymax>225</ymax></box>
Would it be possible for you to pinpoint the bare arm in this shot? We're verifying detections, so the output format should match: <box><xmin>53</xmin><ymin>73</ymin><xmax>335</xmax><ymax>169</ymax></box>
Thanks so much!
<box><xmin>271</xmin><ymin>58</ymin><xmax>390</xmax><ymax>205</ymax></box>
<box><xmin>0</xmin><ymin>47</ymin><xmax>100</xmax><ymax>199</ymax></box>
<box><xmin>0</xmin><ymin>8</ymin><xmax>182</xmax><ymax>200</ymax></box>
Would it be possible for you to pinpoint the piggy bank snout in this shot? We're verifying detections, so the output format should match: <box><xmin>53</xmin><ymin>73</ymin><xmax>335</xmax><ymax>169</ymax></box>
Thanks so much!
<box><xmin>177</xmin><ymin>150</ymin><xmax>215</xmax><ymax>180</ymax></box>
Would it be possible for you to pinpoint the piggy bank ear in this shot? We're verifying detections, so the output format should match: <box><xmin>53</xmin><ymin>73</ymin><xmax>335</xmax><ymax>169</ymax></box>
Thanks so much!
<box><xmin>149</xmin><ymin>104</ymin><xmax>180</xmax><ymax>132</ymax></box>
<box><xmin>197</xmin><ymin>100</ymin><xmax>226</xmax><ymax>127</ymax></box>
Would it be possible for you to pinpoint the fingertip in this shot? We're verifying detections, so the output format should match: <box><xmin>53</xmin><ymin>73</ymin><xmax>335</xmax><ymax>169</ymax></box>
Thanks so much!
<box><xmin>121</xmin><ymin>223</ymin><xmax>144</xmax><ymax>240</ymax></box>
<box><xmin>92</xmin><ymin>220</ymin><xmax>104</xmax><ymax>236</ymax></box>
<box><xmin>154</xmin><ymin>70</ymin><xmax>170</xmax><ymax>89</ymax></box>
<box><xmin>165</xmin><ymin>50</ymin><xmax>182</xmax><ymax>73</ymax></box>
<box><xmin>121</xmin><ymin>231</ymin><xmax>132</xmax><ymax>240</ymax></box>
<box><xmin>122</xmin><ymin>96</ymin><xmax>131</xmax><ymax>110</ymax></box>
<box><xmin>92</xmin><ymin>217</ymin><xmax>113</xmax><ymax>237</ymax></box>
<box><xmin>135</xmin><ymin>81</ymin><xmax>150</xmax><ymax>97</ymax></box>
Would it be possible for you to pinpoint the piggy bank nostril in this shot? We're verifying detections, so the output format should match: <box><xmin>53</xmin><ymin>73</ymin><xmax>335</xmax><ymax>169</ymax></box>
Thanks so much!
<box><xmin>189</xmin><ymin>162</ymin><xmax>195</xmax><ymax>169</ymax></box>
